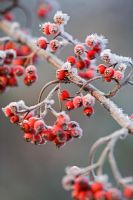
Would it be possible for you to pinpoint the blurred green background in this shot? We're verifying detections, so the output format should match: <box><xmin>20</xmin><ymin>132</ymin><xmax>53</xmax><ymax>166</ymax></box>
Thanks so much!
<box><xmin>0</xmin><ymin>0</ymin><xmax>133</xmax><ymax>199</ymax></box>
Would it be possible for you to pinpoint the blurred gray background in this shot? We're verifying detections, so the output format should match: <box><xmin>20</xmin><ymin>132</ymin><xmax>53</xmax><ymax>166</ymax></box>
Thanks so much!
<box><xmin>0</xmin><ymin>0</ymin><xmax>133</xmax><ymax>199</ymax></box>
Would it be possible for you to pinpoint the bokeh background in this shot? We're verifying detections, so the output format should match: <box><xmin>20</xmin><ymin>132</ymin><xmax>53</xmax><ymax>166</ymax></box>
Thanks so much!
<box><xmin>0</xmin><ymin>0</ymin><xmax>133</xmax><ymax>199</ymax></box>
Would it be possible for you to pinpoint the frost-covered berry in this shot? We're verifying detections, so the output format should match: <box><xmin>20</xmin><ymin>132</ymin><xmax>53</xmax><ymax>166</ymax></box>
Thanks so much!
<box><xmin>49</xmin><ymin>23</ymin><xmax>60</xmax><ymax>35</ymax></box>
<box><xmin>91</xmin><ymin>182</ymin><xmax>103</xmax><ymax>193</ymax></box>
<box><xmin>41</xmin><ymin>22</ymin><xmax>51</xmax><ymax>35</ymax></box>
<box><xmin>71</xmin><ymin>127</ymin><xmax>83</xmax><ymax>138</ymax></box>
<box><xmin>54</xmin><ymin>11</ymin><xmax>70</xmax><ymax>25</ymax></box>
<box><xmin>97</xmin><ymin>64</ymin><xmax>106</xmax><ymax>74</ymax></box>
<box><xmin>34</xmin><ymin>119</ymin><xmax>45</xmax><ymax>132</ymax></box>
<box><xmin>82</xmin><ymin>94</ymin><xmax>95</xmax><ymax>107</ymax></box>
<box><xmin>49</xmin><ymin>39</ymin><xmax>60</xmax><ymax>52</ymax></box>
<box><xmin>73</xmin><ymin>96</ymin><xmax>82</xmax><ymax>108</ymax></box>
<box><xmin>83</xmin><ymin>106</ymin><xmax>94</xmax><ymax>117</ymax></box>
<box><xmin>60</xmin><ymin>90</ymin><xmax>70</xmax><ymax>100</ymax></box>
<box><xmin>74</xmin><ymin>44</ymin><xmax>85</xmax><ymax>56</ymax></box>
<box><xmin>25</xmin><ymin>65</ymin><xmax>37</xmax><ymax>74</ymax></box>
<box><xmin>37</xmin><ymin>37</ymin><xmax>48</xmax><ymax>49</ymax></box>
<box><xmin>104</xmin><ymin>67</ymin><xmax>114</xmax><ymax>78</ymax></box>
<box><xmin>113</xmin><ymin>70</ymin><xmax>124</xmax><ymax>81</ymax></box>
<box><xmin>62</xmin><ymin>175</ymin><xmax>75</xmax><ymax>190</ymax></box>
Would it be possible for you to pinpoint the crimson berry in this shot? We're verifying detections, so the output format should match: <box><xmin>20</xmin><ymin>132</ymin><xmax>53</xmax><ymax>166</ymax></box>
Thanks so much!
<box><xmin>56</xmin><ymin>69</ymin><xmax>67</xmax><ymax>81</ymax></box>
<box><xmin>87</xmin><ymin>50</ymin><xmax>97</xmax><ymax>60</ymax></box>
<box><xmin>91</xmin><ymin>182</ymin><xmax>103</xmax><ymax>193</ymax></box>
<box><xmin>28</xmin><ymin>117</ymin><xmax>38</xmax><ymax>128</ymax></box>
<box><xmin>73</xmin><ymin>96</ymin><xmax>82</xmax><ymax>108</ymax></box>
<box><xmin>97</xmin><ymin>64</ymin><xmax>106</xmax><ymax>74</ymax></box>
<box><xmin>41</xmin><ymin>22</ymin><xmax>51</xmax><ymax>35</ymax></box>
<box><xmin>84</xmin><ymin>59</ymin><xmax>90</xmax><ymax>68</ymax></box>
<box><xmin>93</xmin><ymin>44</ymin><xmax>101</xmax><ymax>53</ymax></box>
<box><xmin>54</xmin><ymin>137</ymin><xmax>65</xmax><ymax>148</ymax></box>
<box><xmin>8</xmin><ymin>76</ymin><xmax>17</xmax><ymax>87</ymax></box>
<box><xmin>104</xmin><ymin>67</ymin><xmax>114</xmax><ymax>78</ymax></box>
<box><xmin>67</xmin><ymin>56</ymin><xmax>76</xmax><ymax>66</ymax></box>
<box><xmin>34</xmin><ymin>120</ymin><xmax>45</xmax><ymax>132</ymax></box>
<box><xmin>24</xmin><ymin>133</ymin><xmax>33</xmax><ymax>142</ymax></box>
<box><xmin>31</xmin><ymin>134</ymin><xmax>42</xmax><ymax>145</ymax></box>
<box><xmin>13</xmin><ymin>65</ymin><xmax>24</xmax><ymax>76</ymax></box>
<box><xmin>65</xmin><ymin>100</ymin><xmax>74</xmax><ymax>110</ymax></box>
<box><xmin>49</xmin><ymin>23</ymin><xmax>59</xmax><ymax>35</ymax></box>
<box><xmin>4</xmin><ymin>107</ymin><xmax>13</xmax><ymax>117</ymax></box>
<box><xmin>37</xmin><ymin>37</ymin><xmax>48</xmax><ymax>49</ymax></box>
<box><xmin>12</xmin><ymin>58</ymin><xmax>24</xmax><ymax>66</ymax></box>
<box><xmin>78</xmin><ymin>71</ymin><xmax>88</xmax><ymax>79</ymax></box>
<box><xmin>10</xmin><ymin>115</ymin><xmax>19</xmax><ymax>124</ymax></box>
<box><xmin>86</xmin><ymin>69</ymin><xmax>95</xmax><ymax>79</ymax></box>
<box><xmin>49</xmin><ymin>39</ymin><xmax>60</xmax><ymax>52</ymax></box>
<box><xmin>74</xmin><ymin>44</ymin><xmax>85</xmax><ymax>56</ymax></box>
<box><xmin>20</xmin><ymin>45</ymin><xmax>31</xmax><ymax>56</ymax></box>
<box><xmin>124</xmin><ymin>186</ymin><xmax>133</xmax><ymax>199</ymax></box>
<box><xmin>22</xmin><ymin>120</ymin><xmax>31</xmax><ymax>132</ymax></box>
<box><xmin>60</xmin><ymin>90</ymin><xmax>70</xmax><ymax>100</ymax></box>
<box><xmin>113</xmin><ymin>70</ymin><xmax>124</xmax><ymax>81</ymax></box>
<box><xmin>76</xmin><ymin>60</ymin><xmax>85</xmax><ymax>70</ymax></box>
<box><xmin>41</xmin><ymin>128</ymin><xmax>56</xmax><ymax>141</ymax></box>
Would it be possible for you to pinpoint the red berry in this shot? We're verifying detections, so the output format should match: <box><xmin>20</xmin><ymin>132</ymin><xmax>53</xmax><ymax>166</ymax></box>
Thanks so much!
<box><xmin>104</xmin><ymin>67</ymin><xmax>114</xmax><ymax>78</ymax></box>
<box><xmin>41</xmin><ymin>22</ymin><xmax>51</xmax><ymax>35</ymax></box>
<box><xmin>31</xmin><ymin>134</ymin><xmax>42</xmax><ymax>145</ymax></box>
<box><xmin>76</xmin><ymin>60</ymin><xmax>85</xmax><ymax>70</ymax></box>
<box><xmin>49</xmin><ymin>39</ymin><xmax>60</xmax><ymax>52</ymax></box>
<box><xmin>97</xmin><ymin>64</ymin><xmax>106</xmax><ymax>74</ymax></box>
<box><xmin>56</xmin><ymin>69</ymin><xmax>67</xmax><ymax>81</ymax></box>
<box><xmin>124</xmin><ymin>186</ymin><xmax>133</xmax><ymax>199</ymax></box>
<box><xmin>24</xmin><ymin>133</ymin><xmax>33</xmax><ymax>142</ymax></box>
<box><xmin>65</xmin><ymin>100</ymin><xmax>74</xmax><ymax>110</ymax></box>
<box><xmin>60</xmin><ymin>90</ymin><xmax>70</xmax><ymax>100</ymax></box>
<box><xmin>87</xmin><ymin>50</ymin><xmax>97</xmax><ymax>60</ymax></box>
<box><xmin>34</xmin><ymin>120</ymin><xmax>45</xmax><ymax>132</ymax></box>
<box><xmin>8</xmin><ymin>76</ymin><xmax>17</xmax><ymax>87</ymax></box>
<box><xmin>78</xmin><ymin>71</ymin><xmax>88</xmax><ymax>79</ymax></box>
<box><xmin>74</xmin><ymin>44</ymin><xmax>85</xmax><ymax>56</ymax></box>
<box><xmin>13</xmin><ymin>65</ymin><xmax>24</xmax><ymax>76</ymax></box>
<box><xmin>10</xmin><ymin>115</ymin><xmax>19</xmax><ymax>124</ymax></box>
<box><xmin>86</xmin><ymin>70</ymin><xmax>95</xmax><ymax>79</ymax></box>
<box><xmin>73</xmin><ymin>96</ymin><xmax>82</xmax><ymax>108</ymax></box>
<box><xmin>37</xmin><ymin>37</ymin><xmax>47</xmax><ymax>49</ymax></box>
<box><xmin>41</xmin><ymin>128</ymin><xmax>56</xmax><ymax>141</ymax></box>
<box><xmin>67</xmin><ymin>56</ymin><xmax>76</xmax><ymax>66</ymax></box>
<box><xmin>37</xmin><ymin>7</ymin><xmax>49</xmax><ymax>18</ymax></box>
<box><xmin>4</xmin><ymin>107</ymin><xmax>13</xmax><ymax>117</ymax></box>
<box><xmin>91</xmin><ymin>182</ymin><xmax>103</xmax><ymax>193</ymax></box>
<box><xmin>20</xmin><ymin>45</ymin><xmax>31</xmax><ymax>56</ymax></box>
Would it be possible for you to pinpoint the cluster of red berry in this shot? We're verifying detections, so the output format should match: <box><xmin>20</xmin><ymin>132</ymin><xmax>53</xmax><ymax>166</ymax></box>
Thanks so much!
<box><xmin>97</xmin><ymin>64</ymin><xmax>124</xmax><ymax>82</ymax></box>
<box><xmin>3</xmin><ymin>103</ymin><xmax>82</xmax><ymax>147</ymax></box>
<box><xmin>59</xmin><ymin>90</ymin><xmax>95</xmax><ymax>117</ymax></box>
<box><xmin>63</xmin><ymin>174</ymin><xmax>133</xmax><ymax>200</ymax></box>
<box><xmin>0</xmin><ymin>41</ymin><xmax>38</xmax><ymax>92</ymax></box>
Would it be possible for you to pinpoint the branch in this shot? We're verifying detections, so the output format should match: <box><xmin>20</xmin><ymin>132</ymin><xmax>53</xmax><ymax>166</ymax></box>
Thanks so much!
<box><xmin>0</xmin><ymin>19</ymin><xmax>133</xmax><ymax>134</ymax></box>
